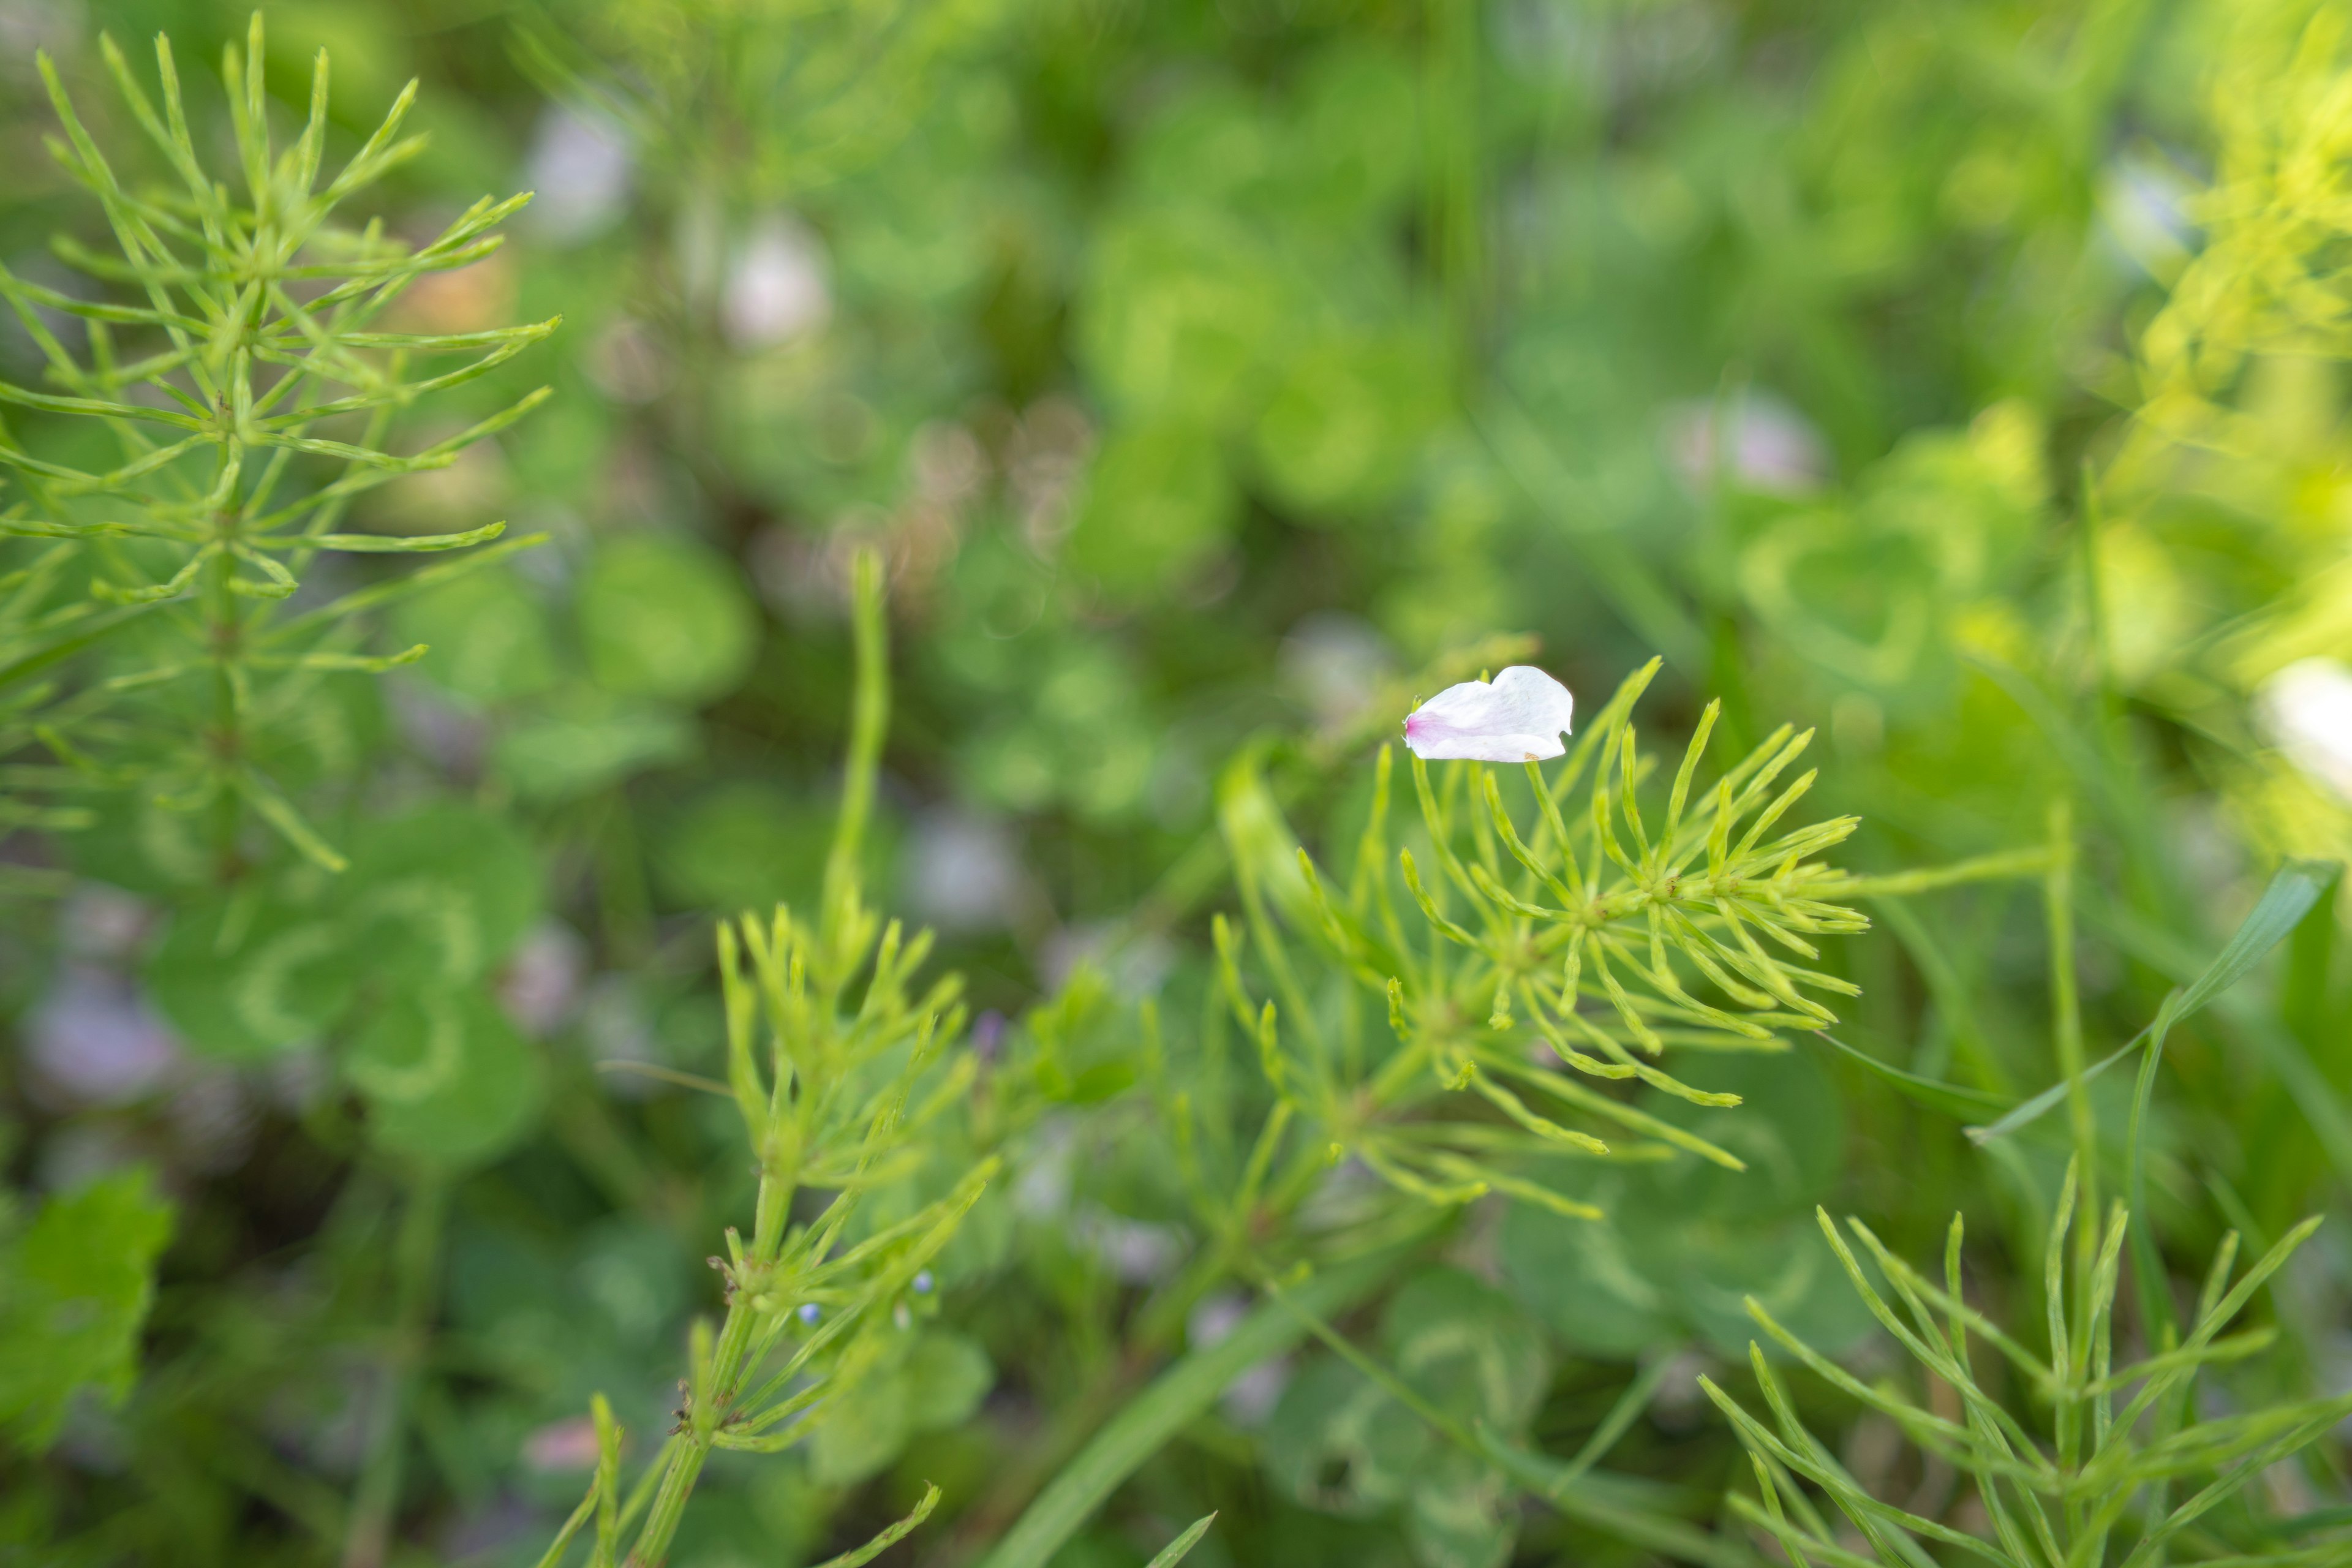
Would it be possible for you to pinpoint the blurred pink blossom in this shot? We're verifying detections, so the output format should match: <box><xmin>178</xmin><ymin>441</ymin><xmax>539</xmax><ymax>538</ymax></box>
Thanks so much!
<box><xmin>27</xmin><ymin>968</ymin><xmax>181</xmax><ymax>1107</ymax></box>
<box><xmin>1664</xmin><ymin>391</ymin><xmax>1826</xmax><ymax>496</ymax></box>
<box><xmin>522</xmin><ymin>1415</ymin><xmax>602</xmax><ymax>1473</ymax></box>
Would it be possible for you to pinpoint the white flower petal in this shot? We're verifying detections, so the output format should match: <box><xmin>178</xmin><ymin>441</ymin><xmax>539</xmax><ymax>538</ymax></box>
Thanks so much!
<box><xmin>1403</xmin><ymin>665</ymin><xmax>1575</xmax><ymax>762</ymax></box>
<box><xmin>2261</xmin><ymin>657</ymin><xmax>2352</xmax><ymax>802</ymax></box>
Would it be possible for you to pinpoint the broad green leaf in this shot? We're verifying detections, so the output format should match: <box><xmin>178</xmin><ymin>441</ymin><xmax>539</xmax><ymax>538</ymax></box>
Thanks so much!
<box><xmin>345</xmin><ymin>987</ymin><xmax>545</xmax><ymax>1168</ymax></box>
<box><xmin>1502</xmin><ymin>1052</ymin><xmax>1868</xmax><ymax>1357</ymax></box>
<box><xmin>145</xmin><ymin>895</ymin><xmax>350</xmax><ymax>1060</ymax></box>
<box><xmin>1406</xmin><ymin>1447</ymin><xmax>1516</xmax><ymax>1568</ymax></box>
<box><xmin>810</xmin><ymin>1331</ymin><xmax>995</xmax><ymax>1487</ymax></box>
<box><xmin>1066</xmin><ymin>420</ymin><xmax>1235</xmax><ymax>598</ymax></box>
<box><xmin>495</xmin><ymin>699</ymin><xmax>697</xmax><ymax>801</ymax></box>
<box><xmin>336</xmin><ymin>805</ymin><xmax>540</xmax><ymax>987</ymax></box>
<box><xmin>1381</xmin><ymin>1268</ymin><xmax>1549</xmax><ymax>1434</ymax></box>
<box><xmin>391</xmin><ymin>565</ymin><xmax>559</xmax><ymax>706</ymax></box>
<box><xmin>807</xmin><ymin>1379</ymin><xmax>913</xmax><ymax>1488</ymax></box>
<box><xmin>1252</xmin><ymin>326</ymin><xmax>1446</xmax><ymax>516</ymax></box>
<box><xmin>0</xmin><ymin>1168</ymin><xmax>173</xmax><ymax>1453</ymax></box>
<box><xmin>902</xmin><ymin>1332</ymin><xmax>994</xmax><ymax>1431</ymax></box>
<box><xmin>578</xmin><ymin>533</ymin><xmax>758</xmax><ymax>704</ymax></box>
<box><xmin>67</xmin><ymin>794</ymin><xmax>216</xmax><ymax>894</ymax></box>
<box><xmin>1076</xmin><ymin>211</ymin><xmax>1286</xmax><ymax>424</ymax></box>
<box><xmin>655</xmin><ymin>781</ymin><xmax>886</xmax><ymax>916</ymax></box>
<box><xmin>1264</xmin><ymin>1354</ymin><xmax>1429</xmax><ymax>1517</ymax></box>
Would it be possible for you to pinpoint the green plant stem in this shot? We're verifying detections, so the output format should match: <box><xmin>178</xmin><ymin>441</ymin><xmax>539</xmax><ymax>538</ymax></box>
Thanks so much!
<box><xmin>968</xmin><ymin>1250</ymin><xmax>1405</xmax><ymax>1568</ymax></box>
<box><xmin>625</xmin><ymin>1166</ymin><xmax>792</xmax><ymax>1566</ymax></box>
<box><xmin>340</xmin><ymin>1175</ymin><xmax>447</xmax><ymax>1568</ymax></box>
<box><xmin>207</xmin><ymin>492</ymin><xmax>244</xmax><ymax>881</ymax></box>
<box><xmin>627</xmin><ymin>1129</ymin><xmax>814</xmax><ymax>1566</ymax></box>
<box><xmin>2046</xmin><ymin>800</ymin><xmax>2097</xmax><ymax>1282</ymax></box>
<box><xmin>821</xmin><ymin>548</ymin><xmax>888</xmax><ymax>950</ymax></box>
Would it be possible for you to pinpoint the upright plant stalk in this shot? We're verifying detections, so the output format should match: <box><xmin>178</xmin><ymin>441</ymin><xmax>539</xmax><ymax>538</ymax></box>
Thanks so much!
<box><xmin>1706</xmin><ymin>1167</ymin><xmax>2341</xmax><ymax>1568</ymax></box>
<box><xmin>524</xmin><ymin>549</ymin><xmax>991</xmax><ymax>1568</ymax></box>
<box><xmin>340</xmin><ymin>1177</ymin><xmax>447</xmax><ymax>1568</ymax></box>
<box><xmin>1</xmin><ymin>17</ymin><xmax>552</xmax><ymax>872</ymax></box>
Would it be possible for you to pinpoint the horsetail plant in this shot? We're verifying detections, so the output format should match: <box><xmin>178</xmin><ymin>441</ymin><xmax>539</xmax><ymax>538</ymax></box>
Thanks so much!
<box><xmin>524</xmin><ymin>551</ymin><xmax>1002</xmax><ymax>1566</ymax></box>
<box><xmin>1704</xmin><ymin>855</ymin><xmax>2352</xmax><ymax>1568</ymax></box>
<box><xmin>1706</xmin><ymin>1163</ymin><xmax>2348</xmax><ymax>1568</ymax></box>
<box><xmin>981</xmin><ymin>662</ymin><xmax>1954</xmax><ymax>1568</ymax></box>
<box><xmin>0</xmin><ymin>15</ymin><xmax>550</xmax><ymax>877</ymax></box>
<box><xmin>1198</xmin><ymin>656</ymin><xmax>1883</xmax><ymax>1247</ymax></box>
<box><xmin>534</xmin><ymin>554</ymin><xmax>1217</xmax><ymax>1568</ymax></box>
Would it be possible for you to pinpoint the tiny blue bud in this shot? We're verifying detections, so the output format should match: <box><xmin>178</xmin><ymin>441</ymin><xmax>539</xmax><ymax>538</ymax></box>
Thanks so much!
<box><xmin>797</xmin><ymin>1302</ymin><xmax>821</xmax><ymax>1324</ymax></box>
<box><xmin>913</xmin><ymin>1270</ymin><xmax>935</xmax><ymax>1295</ymax></box>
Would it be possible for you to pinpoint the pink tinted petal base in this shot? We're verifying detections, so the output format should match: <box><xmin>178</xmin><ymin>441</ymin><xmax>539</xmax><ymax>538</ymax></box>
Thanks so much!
<box><xmin>1402</xmin><ymin>666</ymin><xmax>1576</xmax><ymax>763</ymax></box>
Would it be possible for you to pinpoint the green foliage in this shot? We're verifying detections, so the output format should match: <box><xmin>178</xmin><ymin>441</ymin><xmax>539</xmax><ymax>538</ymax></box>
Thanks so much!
<box><xmin>1267</xmin><ymin>1268</ymin><xmax>1549</xmax><ymax>1568</ymax></box>
<box><xmin>1709</xmin><ymin>1167</ymin><xmax>2350</xmax><ymax>1567</ymax></box>
<box><xmin>535</xmin><ymin>551</ymin><xmax>996</xmax><ymax>1565</ymax></box>
<box><xmin>0</xmin><ymin>1169</ymin><xmax>173</xmax><ymax>1453</ymax></box>
<box><xmin>576</xmin><ymin>532</ymin><xmax>758</xmax><ymax>704</ymax></box>
<box><xmin>0</xmin><ymin>14</ymin><xmax>546</xmax><ymax>876</ymax></box>
<box><xmin>15</xmin><ymin>2</ymin><xmax>2352</xmax><ymax>1566</ymax></box>
<box><xmin>1502</xmin><ymin>1050</ymin><xmax>1872</xmax><ymax>1359</ymax></box>
<box><xmin>1190</xmin><ymin>658</ymin><xmax>1879</xmax><ymax>1243</ymax></box>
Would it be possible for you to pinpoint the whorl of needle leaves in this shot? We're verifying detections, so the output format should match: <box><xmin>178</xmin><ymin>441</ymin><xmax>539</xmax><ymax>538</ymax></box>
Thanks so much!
<box><xmin>0</xmin><ymin>15</ymin><xmax>550</xmax><ymax>875</ymax></box>
<box><xmin>1707</xmin><ymin>1163</ymin><xmax>2346</xmax><ymax>1568</ymax></box>
<box><xmin>1215</xmin><ymin>657</ymin><xmax>1875</xmax><ymax>1227</ymax></box>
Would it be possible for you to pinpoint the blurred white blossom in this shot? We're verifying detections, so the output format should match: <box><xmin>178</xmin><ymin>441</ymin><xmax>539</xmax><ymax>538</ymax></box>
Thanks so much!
<box><xmin>61</xmin><ymin>883</ymin><xmax>151</xmax><ymax>962</ymax></box>
<box><xmin>1189</xmin><ymin>1292</ymin><xmax>1291</xmax><ymax>1425</ymax></box>
<box><xmin>1281</xmin><ymin>611</ymin><xmax>1396</xmax><ymax>729</ymax></box>
<box><xmin>903</xmin><ymin>809</ymin><xmax>1026</xmax><ymax>933</ymax></box>
<box><xmin>578</xmin><ymin>977</ymin><xmax>662</xmax><ymax>1098</ymax></box>
<box><xmin>723</xmin><ymin>214</ymin><xmax>831</xmax><ymax>350</ymax></box>
<box><xmin>522</xmin><ymin>1415</ymin><xmax>602</xmax><ymax>1473</ymax></box>
<box><xmin>2261</xmin><ymin>658</ymin><xmax>2352</xmax><ymax>802</ymax></box>
<box><xmin>2100</xmin><ymin>153</ymin><xmax>2196</xmax><ymax>279</ymax></box>
<box><xmin>524</xmin><ymin>107</ymin><xmax>632</xmax><ymax>243</ymax></box>
<box><xmin>1070</xmin><ymin>1206</ymin><xmax>1185</xmax><ymax>1284</ymax></box>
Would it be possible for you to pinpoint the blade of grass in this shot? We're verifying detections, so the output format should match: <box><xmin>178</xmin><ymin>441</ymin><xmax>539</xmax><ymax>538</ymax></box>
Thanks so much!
<box><xmin>967</xmin><ymin>1250</ymin><xmax>1406</xmax><ymax>1568</ymax></box>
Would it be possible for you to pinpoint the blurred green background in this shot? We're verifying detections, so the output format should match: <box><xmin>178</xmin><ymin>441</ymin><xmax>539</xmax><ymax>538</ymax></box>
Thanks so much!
<box><xmin>11</xmin><ymin>0</ymin><xmax>2352</xmax><ymax>1563</ymax></box>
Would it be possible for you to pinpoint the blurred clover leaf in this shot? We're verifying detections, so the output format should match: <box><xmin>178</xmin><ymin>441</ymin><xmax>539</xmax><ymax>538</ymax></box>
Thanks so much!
<box><xmin>657</xmin><ymin>780</ymin><xmax>896</xmax><ymax>919</ymax></box>
<box><xmin>1265</xmin><ymin>1268</ymin><xmax>1548</xmax><ymax>1568</ymax></box>
<box><xmin>344</xmin><ymin>987</ymin><xmax>546</xmax><ymax>1169</ymax></box>
<box><xmin>1251</xmin><ymin>325</ymin><xmax>1448</xmax><ymax>517</ymax></box>
<box><xmin>143</xmin><ymin>802</ymin><xmax>543</xmax><ymax>1177</ymax></box>
<box><xmin>145</xmin><ymin>891</ymin><xmax>350</xmax><ymax>1060</ymax></box>
<box><xmin>1738</xmin><ymin>404</ymin><xmax>2048</xmax><ymax>709</ymax></box>
<box><xmin>493</xmin><ymin>693</ymin><xmax>698</xmax><ymax>802</ymax></box>
<box><xmin>1499</xmin><ymin>1049</ymin><xmax>1874</xmax><ymax>1358</ymax></box>
<box><xmin>0</xmin><ymin>1169</ymin><xmax>174</xmax><ymax>1454</ymax></box>
<box><xmin>1078</xmin><ymin>212</ymin><xmax>1286</xmax><ymax>426</ymax></box>
<box><xmin>578</xmin><ymin>532</ymin><xmax>760</xmax><ymax>704</ymax></box>
<box><xmin>334</xmin><ymin>804</ymin><xmax>540</xmax><ymax>988</ymax></box>
<box><xmin>807</xmin><ymin>1330</ymin><xmax>993</xmax><ymax>1487</ymax></box>
<box><xmin>390</xmin><ymin>565</ymin><xmax>560</xmax><ymax>707</ymax></box>
<box><xmin>1066</xmin><ymin>419</ymin><xmax>1234</xmax><ymax>597</ymax></box>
